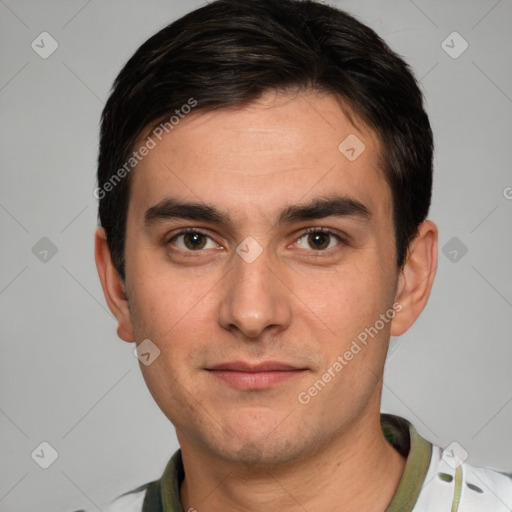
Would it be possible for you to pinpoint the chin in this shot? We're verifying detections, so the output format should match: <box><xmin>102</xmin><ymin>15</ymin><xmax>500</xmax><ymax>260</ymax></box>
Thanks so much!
<box><xmin>206</xmin><ymin>416</ymin><xmax>310</xmax><ymax>467</ymax></box>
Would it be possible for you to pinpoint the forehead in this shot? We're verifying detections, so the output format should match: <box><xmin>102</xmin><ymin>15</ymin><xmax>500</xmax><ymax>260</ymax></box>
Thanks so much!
<box><xmin>129</xmin><ymin>90</ymin><xmax>391</xmax><ymax>227</ymax></box>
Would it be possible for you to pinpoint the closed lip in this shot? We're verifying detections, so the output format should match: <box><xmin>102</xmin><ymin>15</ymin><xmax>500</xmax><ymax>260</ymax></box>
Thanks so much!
<box><xmin>207</xmin><ymin>361</ymin><xmax>306</xmax><ymax>372</ymax></box>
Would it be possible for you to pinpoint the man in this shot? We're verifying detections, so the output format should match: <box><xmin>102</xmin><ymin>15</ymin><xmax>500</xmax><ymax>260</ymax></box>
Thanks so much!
<box><xmin>94</xmin><ymin>1</ymin><xmax>511</xmax><ymax>510</ymax></box>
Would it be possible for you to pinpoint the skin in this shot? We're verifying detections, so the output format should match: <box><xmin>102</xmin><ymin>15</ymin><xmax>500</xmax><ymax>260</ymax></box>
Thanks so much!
<box><xmin>96</xmin><ymin>89</ymin><xmax>438</xmax><ymax>511</ymax></box>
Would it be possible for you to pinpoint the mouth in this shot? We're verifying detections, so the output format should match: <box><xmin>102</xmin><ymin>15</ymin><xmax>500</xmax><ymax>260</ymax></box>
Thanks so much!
<box><xmin>206</xmin><ymin>361</ymin><xmax>308</xmax><ymax>390</ymax></box>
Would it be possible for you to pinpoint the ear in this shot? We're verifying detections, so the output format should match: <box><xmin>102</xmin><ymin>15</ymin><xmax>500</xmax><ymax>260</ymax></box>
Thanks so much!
<box><xmin>391</xmin><ymin>220</ymin><xmax>438</xmax><ymax>337</ymax></box>
<box><xmin>94</xmin><ymin>227</ymin><xmax>135</xmax><ymax>343</ymax></box>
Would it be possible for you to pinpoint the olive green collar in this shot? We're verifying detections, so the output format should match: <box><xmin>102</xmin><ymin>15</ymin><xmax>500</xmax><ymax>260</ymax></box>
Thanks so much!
<box><xmin>383</xmin><ymin>415</ymin><xmax>432</xmax><ymax>511</ymax></box>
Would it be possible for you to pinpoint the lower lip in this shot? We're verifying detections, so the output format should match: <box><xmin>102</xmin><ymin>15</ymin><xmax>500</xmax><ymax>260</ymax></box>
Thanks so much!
<box><xmin>208</xmin><ymin>370</ymin><xmax>306</xmax><ymax>390</ymax></box>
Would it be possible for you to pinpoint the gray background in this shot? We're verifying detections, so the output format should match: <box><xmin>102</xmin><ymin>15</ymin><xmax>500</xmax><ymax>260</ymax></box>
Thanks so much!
<box><xmin>0</xmin><ymin>0</ymin><xmax>511</xmax><ymax>511</ymax></box>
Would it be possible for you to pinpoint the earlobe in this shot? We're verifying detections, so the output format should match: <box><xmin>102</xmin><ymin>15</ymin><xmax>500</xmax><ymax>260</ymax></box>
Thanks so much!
<box><xmin>94</xmin><ymin>227</ymin><xmax>135</xmax><ymax>343</ymax></box>
<box><xmin>117</xmin><ymin>323</ymin><xmax>134</xmax><ymax>341</ymax></box>
<box><xmin>390</xmin><ymin>220</ymin><xmax>438</xmax><ymax>337</ymax></box>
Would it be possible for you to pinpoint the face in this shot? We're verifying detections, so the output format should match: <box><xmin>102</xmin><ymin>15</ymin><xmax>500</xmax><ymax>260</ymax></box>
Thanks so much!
<box><xmin>121</xmin><ymin>90</ymin><xmax>402</xmax><ymax>465</ymax></box>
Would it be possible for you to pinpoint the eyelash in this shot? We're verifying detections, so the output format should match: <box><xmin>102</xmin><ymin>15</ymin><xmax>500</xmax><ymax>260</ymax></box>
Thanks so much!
<box><xmin>166</xmin><ymin>227</ymin><xmax>346</xmax><ymax>254</ymax></box>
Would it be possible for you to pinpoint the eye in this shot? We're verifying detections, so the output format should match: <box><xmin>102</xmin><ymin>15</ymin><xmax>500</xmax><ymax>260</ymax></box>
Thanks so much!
<box><xmin>168</xmin><ymin>229</ymin><xmax>219</xmax><ymax>251</ymax></box>
<box><xmin>166</xmin><ymin>227</ymin><xmax>345</xmax><ymax>253</ymax></box>
<box><xmin>295</xmin><ymin>228</ymin><xmax>343</xmax><ymax>251</ymax></box>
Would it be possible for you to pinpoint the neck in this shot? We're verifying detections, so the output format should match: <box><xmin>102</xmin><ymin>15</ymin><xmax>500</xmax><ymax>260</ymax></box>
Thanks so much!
<box><xmin>178</xmin><ymin>411</ymin><xmax>406</xmax><ymax>512</ymax></box>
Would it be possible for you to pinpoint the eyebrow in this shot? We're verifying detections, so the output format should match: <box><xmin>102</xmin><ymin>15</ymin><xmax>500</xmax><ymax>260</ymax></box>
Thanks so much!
<box><xmin>144</xmin><ymin>195</ymin><xmax>371</xmax><ymax>229</ymax></box>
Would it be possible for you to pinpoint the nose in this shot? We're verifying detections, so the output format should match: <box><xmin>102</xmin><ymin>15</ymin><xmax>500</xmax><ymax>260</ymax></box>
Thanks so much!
<box><xmin>217</xmin><ymin>245</ymin><xmax>292</xmax><ymax>340</ymax></box>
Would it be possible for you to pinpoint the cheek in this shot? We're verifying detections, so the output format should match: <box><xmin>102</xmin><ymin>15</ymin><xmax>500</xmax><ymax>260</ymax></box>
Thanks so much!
<box><xmin>129</xmin><ymin>274</ymin><xmax>212</xmax><ymax>418</ymax></box>
<box><xmin>127</xmin><ymin>259</ymin><xmax>223</xmax><ymax>380</ymax></box>
<box><xmin>130</xmin><ymin>277</ymin><xmax>208</xmax><ymax>343</ymax></box>
<box><xmin>290</xmin><ymin>257</ymin><xmax>393</xmax><ymax>339</ymax></box>
<box><xmin>128</xmin><ymin>240</ymin><xmax>200</xmax><ymax>324</ymax></box>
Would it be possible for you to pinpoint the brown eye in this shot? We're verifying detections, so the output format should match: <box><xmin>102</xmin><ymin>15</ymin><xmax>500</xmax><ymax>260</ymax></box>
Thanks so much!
<box><xmin>307</xmin><ymin>232</ymin><xmax>330</xmax><ymax>250</ymax></box>
<box><xmin>169</xmin><ymin>230</ymin><xmax>217</xmax><ymax>251</ymax></box>
<box><xmin>296</xmin><ymin>229</ymin><xmax>341</xmax><ymax>251</ymax></box>
<box><xmin>183</xmin><ymin>232</ymin><xmax>207</xmax><ymax>250</ymax></box>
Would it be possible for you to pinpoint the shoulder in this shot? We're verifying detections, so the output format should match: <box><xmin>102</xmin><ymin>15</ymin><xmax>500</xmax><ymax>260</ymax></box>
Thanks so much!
<box><xmin>414</xmin><ymin>443</ymin><xmax>512</xmax><ymax>511</ymax></box>
<box><xmin>460</xmin><ymin>462</ymin><xmax>512</xmax><ymax>509</ymax></box>
<box><xmin>101</xmin><ymin>449</ymin><xmax>182</xmax><ymax>512</ymax></box>
<box><xmin>103</xmin><ymin>483</ymin><xmax>150</xmax><ymax>512</ymax></box>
